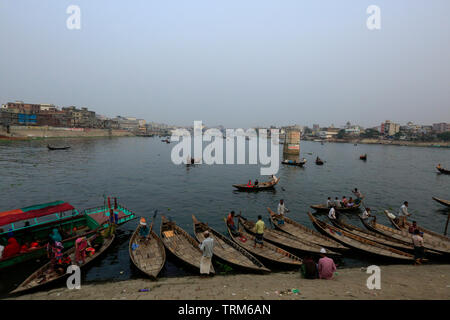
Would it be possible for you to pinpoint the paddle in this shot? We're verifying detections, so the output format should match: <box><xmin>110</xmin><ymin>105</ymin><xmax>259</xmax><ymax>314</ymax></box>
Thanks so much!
<box><xmin>146</xmin><ymin>210</ymin><xmax>158</xmax><ymax>240</ymax></box>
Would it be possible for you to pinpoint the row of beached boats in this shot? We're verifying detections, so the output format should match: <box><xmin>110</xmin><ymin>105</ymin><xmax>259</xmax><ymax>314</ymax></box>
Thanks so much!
<box><xmin>6</xmin><ymin>195</ymin><xmax>450</xmax><ymax>295</ymax></box>
<box><xmin>128</xmin><ymin>207</ymin><xmax>450</xmax><ymax>283</ymax></box>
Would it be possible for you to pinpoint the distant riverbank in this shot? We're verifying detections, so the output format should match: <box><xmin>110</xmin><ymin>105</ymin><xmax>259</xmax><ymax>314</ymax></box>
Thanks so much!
<box><xmin>6</xmin><ymin>264</ymin><xmax>450</xmax><ymax>300</ymax></box>
<box><xmin>0</xmin><ymin>125</ymin><xmax>134</xmax><ymax>140</ymax></box>
<box><xmin>306</xmin><ymin>138</ymin><xmax>450</xmax><ymax>148</ymax></box>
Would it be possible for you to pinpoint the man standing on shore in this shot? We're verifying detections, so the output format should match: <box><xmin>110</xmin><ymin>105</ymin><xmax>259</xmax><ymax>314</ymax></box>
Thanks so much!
<box><xmin>253</xmin><ymin>215</ymin><xmax>265</xmax><ymax>248</ymax></box>
<box><xmin>199</xmin><ymin>231</ymin><xmax>214</xmax><ymax>276</ymax></box>
<box><xmin>398</xmin><ymin>201</ymin><xmax>411</xmax><ymax>228</ymax></box>
<box><xmin>318</xmin><ymin>248</ymin><xmax>336</xmax><ymax>280</ymax></box>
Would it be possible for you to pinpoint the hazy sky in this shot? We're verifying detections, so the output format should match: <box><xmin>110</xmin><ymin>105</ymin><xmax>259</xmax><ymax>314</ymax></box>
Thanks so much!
<box><xmin>1</xmin><ymin>0</ymin><xmax>449</xmax><ymax>128</ymax></box>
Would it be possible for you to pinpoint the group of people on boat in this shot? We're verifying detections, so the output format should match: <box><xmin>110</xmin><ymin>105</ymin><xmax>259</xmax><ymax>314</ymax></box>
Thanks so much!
<box><xmin>245</xmin><ymin>175</ymin><xmax>278</xmax><ymax>188</ymax></box>
<box><xmin>0</xmin><ymin>227</ymin><xmax>47</xmax><ymax>260</ymax></box>
<box><xmin>326</xmin><ymin>189</ymin><xmax>363</xmax><ymax>217</ymax></box>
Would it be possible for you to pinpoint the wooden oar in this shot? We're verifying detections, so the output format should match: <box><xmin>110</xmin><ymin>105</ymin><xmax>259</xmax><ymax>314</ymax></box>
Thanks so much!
<box><xmin>444</xmin><ymin>212</ymin><xmax>450</xmax><ymax>236</ymax></box>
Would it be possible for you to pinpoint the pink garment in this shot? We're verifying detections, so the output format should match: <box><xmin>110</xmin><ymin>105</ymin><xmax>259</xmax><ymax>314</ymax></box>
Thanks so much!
<box><xmin>318</xmin><ymin>256</ymin><xmax>336</xmax><ymax>280</ymax></box>
<box><xmin>75</xmin><ymin>238</ymin><xmax>88</xmax><ymax>263</ymax></box>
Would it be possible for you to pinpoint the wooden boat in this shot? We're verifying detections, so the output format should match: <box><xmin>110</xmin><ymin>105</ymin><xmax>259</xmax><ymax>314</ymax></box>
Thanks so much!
<box><xmin>239</xmin><ymin>216</ymin><xmax>341</xmax><ymax>256</ymax></box>
<box><xmin>437</xmin><ymin>166</ymin><xmax>450</xmax><ymax>174</ymax></box>
<box><xmin>232</xmin><ymin>177</ymin><xmax>280</xmax><ymax>192</ymax></box>
<box><xmin>267</xmin><ymin>208</ymin><xmax>348</xmax><ymax>251</ymax></box>
<box><xmin>281</xmin><ymin>159</ymin><xmax>306</xmax><ymax>167</ymax></box>
<box><xmin>225</xmin><ymin>221</ymin><xmax>302</xmax><ymax>267</ymax></box>
<box><xmin>310</xmin><ymin>202</ymin><xmax>361</xmax><ymax>213</ymax></box>
<box><xmin>47</xmin><ymin>145</ymin><xmax>70</xmax><ymax>150</ymax></box>
<box><xmin>128</xmin><ymin>223</ymin><xmax>166</xmax><ymax>279</ymax></box>
<box><xmin>0</xmin><ymin>201</ymin><xmax>104</xmax><ymax>271</ymax></box>
<box><xmin>315</xmin><ymin>158</ymin><xmax>324</xmax><ymax>165</ymax></box>
<box><xmin>308</xmin><ymin>213</ymin><xmax>414</xmax><ymax>261</ymax></box>
<box><xmin>328</xmin><ymin>217</ymin><xmax>413</xmax><ymax>252</ymax></box>
<box><xmin>360</xmin><ymin>154</ymin><xmax>367</xmax><ymax>160</ymax></box>
<box><xmin>11</xmin><ymin>232</ymin><xmax>115</xmax><ymax>294</ymax></box>
<box><xmin>360</xmin><ymin>216</ymin><xmax>450</xmax><ymax>255</ymax></box>
<box><xmin>192</xmin><ymin>215</ymin><xmax>270</xmax><ymax>273</ymax></box>
<box><xmin>432</xmin><ymin>197</ymin><xmax>450</xmax><ymax>208</ymax></box>
<box><xmin>160</xmin><ymin>216</ymin><xmax>215</xmax><ymax>274</ymax></box>
<box><xmin>384</xmin><ymin>210</ymin><xmax>450</xmax><ymax>243</ymax></box>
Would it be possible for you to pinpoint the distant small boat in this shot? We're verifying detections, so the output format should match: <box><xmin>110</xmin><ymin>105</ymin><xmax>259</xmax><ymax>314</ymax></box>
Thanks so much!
<box><xmin>437</xmin><ymin>166</ymin><xmax>450</xmax><ymax>174</ymax></box>
<box><xmin>360</xmin><ymin>154</ymin><xmax>367</xmax><ymax>161</ymax></box>
<box><xmin>47</xmin><ymin>145</ymin><xmax>70</xmax><ymax>150</ymax></box>
<box><xmin>281</xmin><ymin>159</ymin><xmax>306</xmax><ymax>167</ymax></box>
<box><xmin>315</xmin><ymin>158</ymin><xmax>324</xmax><ymax>165</ymax></box>
<box><xmin>233</xmin><ymin>178</ymin><xmax>280</xmax><ymax>192</ymax></box>
<box><xmin>432</xmin><ymin>197</ymin><xmax>450</xmax><ymax>207</ymax></box>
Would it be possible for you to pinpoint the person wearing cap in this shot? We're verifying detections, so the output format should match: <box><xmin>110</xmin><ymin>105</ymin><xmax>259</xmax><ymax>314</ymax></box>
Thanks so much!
<box><xmin>139</xmin><ymin>218</ymin><xmax>149</xmax><ymax>239</ymax></box>
<box><xmin>199</xmin><ymin>231</ymin><xmax>214</xmax><ymax>276</ymax></box>
<box><xmin>318</xmin><ymin>248</ymin><xmax>336</xmax><ymax>280</ymax></box>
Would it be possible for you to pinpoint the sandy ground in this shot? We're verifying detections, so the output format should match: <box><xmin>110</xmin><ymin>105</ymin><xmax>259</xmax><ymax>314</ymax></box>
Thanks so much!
<box><xmin>5</xmin><ymin>264</ymin><xmax>450</xmax><ymax>300</ymax></box>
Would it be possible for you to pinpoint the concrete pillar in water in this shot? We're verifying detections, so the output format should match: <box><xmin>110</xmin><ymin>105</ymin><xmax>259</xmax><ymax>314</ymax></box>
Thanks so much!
<box><xmin>283</xmin><ymin>129</ymin><xmax>301</xmax><ymax>161</ymax></box>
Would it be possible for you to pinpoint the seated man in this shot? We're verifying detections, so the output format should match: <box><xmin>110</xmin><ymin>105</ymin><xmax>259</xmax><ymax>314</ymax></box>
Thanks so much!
<box><xmin>326</xmin><ymin>197</ymin><xmax>333</xmax><ymax>208</ymax></box>
<box><xmin>361</xmin><ymin>207</ymin><xmax>372</xmax><ymax>219</ymax></box>
<box><xmin>408</xmin><ymin>221</ymin><xmax>419</xmax><ymax>234</ymax></box>
<box><xmin>318</xmin><ymin>248</ymin><xmax>336</xmax><ymax>280</ymax></box>
<box><xmin>334</xmin><ymin>197</ymin><xmax>342</xmax><ymax>208</ymax></box>
<box><xmin>346</xmin><ymin>197</ymin><xmax>355</xmax><ymax>207</ymax></box>
<box><xmin>301</xmin><ymin>256</ymin><xmax>318</xmax><ymax>279</ymax></box>
<box><xmin>139</xmin><ymin>218</ymin><xmax>150</xmax><ymax>239</ymax></box>
<box><xmin>246</xmin><ymin>180</ymin><xmax>253</xmax><ymax>188</ymax></box>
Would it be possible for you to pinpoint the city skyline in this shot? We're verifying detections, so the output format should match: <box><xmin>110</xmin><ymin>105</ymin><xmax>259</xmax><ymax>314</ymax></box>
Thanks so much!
<box><xmin>1</xmin><ymin>1</ymin><xmax>450</xmax><ymax>128</ymax></box>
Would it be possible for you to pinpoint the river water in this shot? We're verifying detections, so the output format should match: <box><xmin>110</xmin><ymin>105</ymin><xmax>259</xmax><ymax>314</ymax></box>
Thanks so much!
<box><xmin>1</xmin><ymin>137</ymin><xmax>449</xmax><ymax>296</ymax></box>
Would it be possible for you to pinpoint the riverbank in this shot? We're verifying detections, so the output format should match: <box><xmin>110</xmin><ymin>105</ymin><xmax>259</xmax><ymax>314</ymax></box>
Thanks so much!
<box><xmin>6</xmin><ymin>264</ymin><xmax>450</xmax><ymax>300</ymax></box>
<box><xmin>0</xmin><ymin>125</ymin><xmax>134</xmax><ymax>140</ymax></box>
<box><xmin>308</xmin><ymin>138</ymin><xmax>450</xmax><ymax>148</ymax></box>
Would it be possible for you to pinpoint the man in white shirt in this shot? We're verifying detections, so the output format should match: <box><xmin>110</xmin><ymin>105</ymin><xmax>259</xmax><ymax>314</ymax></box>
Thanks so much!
<box><xmin>326</xmin><ymin>197</ymin><xmax>333</xmax><ymax>208</ymax></box>
<box><xmin>334</xmin><ymin>197</ymin><xmax>342</xmax><ymax>208</ymax></box>
<box><xmin>361</xmin><ymin>207</ymin><xmax>371</xmax><ymax>219</ymax></box>
<box><xmin>199</xmin><ymin>231</ymin><xmax>214</xmax><ymax>276</ymax></box>
<box><xmin>277</xmin><ymin>199</ymin><xmax>288</xmax><ymax>224</ymax></box>
<box><xmin>328</xmin><ymin>207</ymin><xmax>336</xmax><ymax>220</ymax></box>
<box><xmin>398</xmin><ymin>201</ymin><xmax>410</xmax><ymax>227</ymax></box>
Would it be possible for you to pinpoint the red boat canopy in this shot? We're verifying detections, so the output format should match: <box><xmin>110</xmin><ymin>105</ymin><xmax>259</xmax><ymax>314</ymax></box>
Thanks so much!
<box><xmin>0</xmin><ymin>201</ymin><xmax>75</xmax><ymax>226</ymax></box>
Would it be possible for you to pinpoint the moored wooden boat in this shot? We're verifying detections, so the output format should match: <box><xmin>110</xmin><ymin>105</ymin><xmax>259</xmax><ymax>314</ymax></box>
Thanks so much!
<box><xmin>437</xmin><ymin>166</ymin><xmax>450</xmax><ymax>174</ymax></box>
<box><xmin>281</xmin><ymin>159</ymin><xmax>306</xmax><ymax>167</ymax></box>
<box><xmin>360</xmin><ymin>216</ymin><xmax>450</xmax><ymax>255</ymax></box>
<box><xmin>0</xmin><ymin>201</ymin><xmax>102</xmax><ymax>271</ymax></box>
<box><xmin>239</xmin><ymin>216</ymin><xmax>341</xmax><ymax>256</ymax></box>
<box><xmin>267</xmin><ymin>208</ymin><xmax>348</xmax><ymax>251</ymax></box>
<box><xmin>308</xmin><ymin>213</ymin><xmax>414</xmax><ymax>261</ymax></box>
<box><xmin>432</xmin><ymin>197</ymin><xmax>450</xmax><ymax>208</ymax></box>
<box><xmin>310</xmin><ymin>202</ymin><xmax>361</xmax><ymax>213</ymax></box>
<box><xmin>233</xmin><ymin>177</ymin><xmax>280</xmax><ymax>192</ymax></box>
<box><xmin>160</xmin><ymin>216</ymin><xmax>215</xmax><ymax>274</ymax></box>
<box><xmin>47</xmin><ymin>145</ymin><xmax>71</xmax><ymax>150</ymax></box>
<box><xmin>225</xmin><ymin>221</ymin><xmax>302</xmax><ymax>267</ymax></box>
<box><xmin>328</xmin><ymin>217</ymin><xmax>413</xmax><ymax>252</ymax></box>
<box><xmin>11</xmin><ymin>232</ymin><xmax>115</xmax><ymax>294</ymax></box>
<box><xmin>192</xmin><ymin>215</ymin><xmax>270</xmax><ymax>273</ymax></box>
<box><xmin>129</xmin><ymin>223</ymin><xmax>166</xmax><ymax>279</ymax></box>
<box><xmin>384</xmin><ymin>210</ymin><xmax>450</xmax><ymax>243</ymax></box>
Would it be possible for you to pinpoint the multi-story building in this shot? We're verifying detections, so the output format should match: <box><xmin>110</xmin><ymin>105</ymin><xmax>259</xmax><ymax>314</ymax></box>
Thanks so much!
<box><xmin>380</xmin><ymin>120</ymin><xmax>400</xmax><ymax>136</ymax></box>
<box><xmin>432</xmin><ymin>123</ymin><xmax>450</xmax><ymax>133</ymax></box>
<box><xmin>62</xmin><ymin>106</ymin><xmax>97</xmax><ymax>127</ymax></box>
